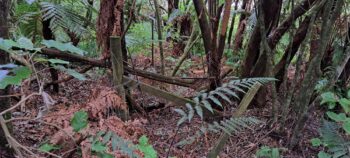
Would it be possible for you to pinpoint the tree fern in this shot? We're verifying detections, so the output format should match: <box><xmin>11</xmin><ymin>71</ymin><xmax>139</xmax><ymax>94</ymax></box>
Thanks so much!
<box><xmin>175</xmin><ymin>77</ymin><xmax>276</xmax><ymax>124</ymax></box>
<box><xmin>40</xmin><ymin>2</ymin><xmax>88</xmax><ymax>37</ymax></box>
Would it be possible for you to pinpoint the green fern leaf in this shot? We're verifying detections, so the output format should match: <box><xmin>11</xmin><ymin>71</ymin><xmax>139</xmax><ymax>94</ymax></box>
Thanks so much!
<box><xmin>186</xmin><ymin>103</ymin><xmax>194</xmax><ymax>122</ymax></box>
<box><xmin>201</xmin><ymin>100</ymin><xmax>214</xmax><ymax>113</ymax></box>
<box><xmin>212</xmin><ymin>91</ymin><xmax>232</xmax><ymax>104</ymax></box>
<box><xmin>218</xmin><ymin>87</ymin><xmax>240</xmax><ymax>99</ymax></box>
<box><xmin>194</xmin><ymin>105</ymin><xmax>203</xmax><ymax>120</ymax></box>
<box><xmin>208</xmin><ymin>95</ymin><xmax>223</xmax><ymax>108</ymax></box>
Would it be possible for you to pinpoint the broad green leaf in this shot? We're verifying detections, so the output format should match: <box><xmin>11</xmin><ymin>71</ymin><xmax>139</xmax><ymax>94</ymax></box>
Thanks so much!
<box><xmin>343</xmin><ymin>121</ymin><xmax>350</xmax><ymax>134</ymax></box>
<box><xmin>0</xmin><ymin>66</ymin><xmax>32</xmax><ymax>89</ymax></box>
<box><xmin>18</xmin><ymin>37</ymin><xmax>34</xmax><ymax>50</ymax></box>
<box><xmin>326</xmin><ymin>112</ymin><xmax>347</xmax><ymax>122</ymax></box>
<box><xmin>271</xmin><ymin>148</ymin><xmax>279</xmax><ymax>158</ymax></box>
<box><xmin>0</xmin><ymin>38</ymin><xmax>18</xmax><ymax>52</ymax></box>
<box><xmin>42</xmin><ymin>40</ymin><xmax>85</xmax><ymax>55</ymax></box>
<box><xmin>48</xmin><ymin>59</ymin><xmax>70</xmax><ymax>65</ymax></box>
<box><xmin>70</xmin><ymin>110</ymin><xmax>88</xmax><ymax>132</ymax></box>
<box><xmin>91</xmin><ymin>141</ymin><xmax>106</xmax><ymax>152</ymax></box>
<box><xmin>347</xmin><ymin>89</ymin><xmax>350</xmax><ymax>99</ymax></box>
<box><xmin>53</xmin><ymin>65</ymin><xmax>86</xmax><ymax>80</ymax></box>
<box><xmin>339</xmin><ymin>98</ymin><xmax>350</xmax><ymax>113</ymax></box>
<box><xmin>310</xmin><ymin>138</ymin><xmax>322</xmax><ymax>147</ymax></box>
<box><xmin>0</xmin><ymin>70</ymin><xmax>9</xmax><ymax>82</ymax></box>
<box><xmin>139</xmin><ymin>135</ymin><xmax>149</xmax><ymax>146</ymax></box>
<box><xmin>99</xmin><ymin>153</ymin><xmax>114</xmax><ymax>158</ymax></box>
<box><xmin>0</xmin><ymin>63</ymin><xmax>17</xmax><ymax>69</ymax></box>
<box><xmin>39</xmin><ymin>143</ymin><xmax>60</xmax><ymax>152</ymax></box>
<box><xmin>321</xmin><ymin>92</ymin><xmax>337</xmax><ymax>105</ymax></box>
<box><xmin>318</xmin><ymin>151</ymin><xmax>331</xmax><ymax>158</ymax></box>
<box><xmin>137</xmin><ymin>135</ymin><xmax>157</xmax><ymax>158</ymax></box>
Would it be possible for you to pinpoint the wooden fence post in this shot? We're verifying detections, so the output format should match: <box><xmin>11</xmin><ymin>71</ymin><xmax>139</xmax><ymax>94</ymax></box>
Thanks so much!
<box><xmin>110</xmin><ymin>36</ymin><xmax>129</xmax><ymax>121</ymax></box>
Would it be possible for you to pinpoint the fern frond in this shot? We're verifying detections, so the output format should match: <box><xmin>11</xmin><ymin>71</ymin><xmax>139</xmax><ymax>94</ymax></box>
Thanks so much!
<box><xmin>318</xmin><ymin>120</ymin><xmax>350</xmax><ymax>158</ymax></box>
<box><xmin>174</xmin><ymin>116</ymin><xmax>261</xmax><ymax>147</ymax></box>
<box><xmin>174</xmin><ymin>77</ymin><xmax>275</xmax><ymax>125</ymax></box>
<box><xmin>40</xmin><ymin>2</ymin><xmax>88</xmax><ymax>37</ymax></box>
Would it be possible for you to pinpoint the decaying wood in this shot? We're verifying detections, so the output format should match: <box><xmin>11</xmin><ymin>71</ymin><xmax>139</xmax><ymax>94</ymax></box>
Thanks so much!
<box><xmin>123</xmin><ymin>76</ymin><xmax>193</xmax><ymax>106</ymax></box>
<box><xmin>12</xmin><ymin>46</ymin><xmax>229</xmax><ymax>89</ymax></box>
<box><xmin>110</xmin><ymin>36</ymin><xmax>129</xmax><ymax>121</ymax></box>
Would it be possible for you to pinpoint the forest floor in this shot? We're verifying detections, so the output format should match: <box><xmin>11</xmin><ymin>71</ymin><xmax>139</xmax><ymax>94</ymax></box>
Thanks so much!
<box><xmin>1</xmin><ymin>50</ymin><xmax>322</xmax><ymax>158</ymax></box>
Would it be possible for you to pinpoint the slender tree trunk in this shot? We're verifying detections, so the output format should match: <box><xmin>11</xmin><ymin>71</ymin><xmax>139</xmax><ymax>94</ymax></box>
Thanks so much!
<box><xmin>233</xmin><ymin>0</ymin><xmax>249</xmax><ymax>53</ymax></box>
<box><xmin>274</xmin><ymin>16</ymin><xmax>312</xmax><ymax>82</ymax></box>
<box><xmin>42</xmin><ymin>19</ymin><xmax>59</xmax><ymax>93</ymax></box>
<box><xmin>193</xmin><ymin>0</ymin><xmax>212</xmax><ymax>55</ymax></box>
<box><xmin>0</xmin><ymin>0</ymin><xmax>11</xmax><ymax>152</ymax></box>
<box><xmin>227</xmin><ymin>0</ymin><xmax>239</xmax><ymax>49</ymax></box>
<box><xmin>153</xmin><ymin>0</ymin><xmax>165</xmax><ymax>75</ymax></box>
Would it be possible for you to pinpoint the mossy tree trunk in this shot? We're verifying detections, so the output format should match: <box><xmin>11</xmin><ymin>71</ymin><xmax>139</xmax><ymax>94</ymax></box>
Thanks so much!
<box><xmin>290</xmin><ymin>0</ymin><xmax>344</xmax><ymax>147</ymax></box>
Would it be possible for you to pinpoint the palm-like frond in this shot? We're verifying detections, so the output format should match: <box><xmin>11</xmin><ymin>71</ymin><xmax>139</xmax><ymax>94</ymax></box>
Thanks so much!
<box><xmin>175</xmin><ymin>77</ymin><xmax>276</xmax><ymax>124</ymax></box>
<box><xmin>40</xmin><ymin>2</ymin><xmax>88</xmax><ymax>37</ymax></box>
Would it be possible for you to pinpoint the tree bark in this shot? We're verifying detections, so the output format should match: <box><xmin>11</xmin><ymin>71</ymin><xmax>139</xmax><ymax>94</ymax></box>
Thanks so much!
<box><xmin>0</xmin><ymin>0</ymin><xmax>11</xmax><ymax>152</ymax></box>
<box><xmin>241</xmin><ymin>0</ymin><xmax>282</xmax><ymax>77</ymax></box>
<box><xmin>153</xmin><ymin>0</ymin><xmax>165</xmax><ymax>75</ymax></box>
<box><xmin>274</xmin><ymin>16</ymin><xmax>312</xmax><ymax>82</ymax></box>
<box><xmin>267</xmin><ymin>0</ymin><xmax>318</xmax><ymax>49</ymax></box>
<box><xmin>227</xmin><ymin>0</ymin><xmax>239</xmax><ymax>49</ymax></box>
<box><xmin>42</xmin><ymin>19</ymin><xmax>59</xmax><ymax>93</ymax></box>
<box><xmin>290</xmin><ymin>0</ymin><xmax>344</xmax><ymax>147</ymax></box>
<box><xmin>233</xmin><ymin>0</ymin><xmax>250</xmax><ymax>53</ymax></box>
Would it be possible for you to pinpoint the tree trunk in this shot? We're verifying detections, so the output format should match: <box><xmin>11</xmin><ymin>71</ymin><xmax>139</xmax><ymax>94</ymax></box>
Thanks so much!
<box><xmin>274</xmin><ymin>16</ymin><xmax>312</xmax><ymax>82</ymax></box>
<box><xmin>0</xmin><ymin>0</ymin><xmax>11</xmax><ymax>153</ymax></box>
<box><xmin>42</xmin><ymin>18</ymin><xmax>59</xmax><ymax>93</ymax></box>
<box><xmin>290</xmin><ymin>0</ymin><xmax>344</xmax><ymax>147</ymax></box>
<box><xmin>241</xmin><ymin>0</ymin><xmax>282</xmax><ymax>77</ymax></box>
<box><xmin>233</xmin><ymin>0</ymin><xmax>250</xmax><ymax>53</ymax></box>
<box><xmin>227</xmin><ymin>0</ymin><xmax>239</xmax><ymax>49</ymax></box>
<box><xmin>153</xmin><ymin>0</ymin><xmax>165</xmax><ymax>75</ymax></box>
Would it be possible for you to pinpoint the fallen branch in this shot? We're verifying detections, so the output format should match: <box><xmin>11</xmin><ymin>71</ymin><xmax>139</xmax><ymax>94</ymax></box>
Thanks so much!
<box><xmin>12</xmin><ymin>47</ymin><xmax>217</xmax><ymax>88</ymax></box>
